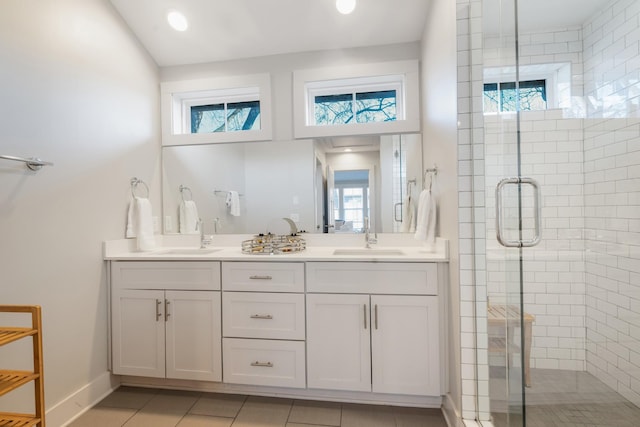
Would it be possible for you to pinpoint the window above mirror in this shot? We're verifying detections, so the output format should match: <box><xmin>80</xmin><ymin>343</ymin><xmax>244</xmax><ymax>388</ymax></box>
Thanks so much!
<box><xmin>161</xmin><ymin>74</ymin><xmax>272</xmax><ymax>146</ymax></box>
<box><xmin>293</xmin><ymin>60</ymin><xmax>420</xmax><ymax>139</ymax></box>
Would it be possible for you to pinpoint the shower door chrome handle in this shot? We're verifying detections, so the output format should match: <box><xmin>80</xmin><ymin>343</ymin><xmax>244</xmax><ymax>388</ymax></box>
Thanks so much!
<box><xmin>495</xmin><ymin>177</ymin><xmax>542</xmax><ymax>248</ymax></box>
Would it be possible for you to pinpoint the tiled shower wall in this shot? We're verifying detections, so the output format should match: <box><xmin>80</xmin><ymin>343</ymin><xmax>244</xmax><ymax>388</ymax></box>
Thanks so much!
<box><xmin>582</xmin><ymin>0</ymin><xmax>640</xmax><ymax>407</ymax></box>
<box><xmin>484</xmin><ymin>110</ymin><xmax>586</xmax><ymax>370</ymax></box>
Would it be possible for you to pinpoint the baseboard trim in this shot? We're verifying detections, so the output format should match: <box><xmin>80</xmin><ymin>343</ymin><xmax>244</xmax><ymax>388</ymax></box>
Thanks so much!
<box><xmin>47</xmin><ymin>372</ymin><xmax>120</xmax><ymax>427</ymax></box>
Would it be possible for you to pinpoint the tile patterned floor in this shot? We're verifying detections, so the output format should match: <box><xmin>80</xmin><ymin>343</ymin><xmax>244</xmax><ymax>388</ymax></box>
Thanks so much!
<box><xmin>68</xmin><ymin>387</ymin><xmax>448</xmax><ymax>427</ymax></box>
<box><xmin>490</xmin><ymin>368</ymin><xmax>640</xmax><ymax>427</ymax></box>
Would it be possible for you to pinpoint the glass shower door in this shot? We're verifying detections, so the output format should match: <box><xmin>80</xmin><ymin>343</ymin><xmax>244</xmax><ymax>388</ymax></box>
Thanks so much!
<box><xmin>481</xmin><ymin>0</ymin><xmax>640</xmax><ymax>426</ymax></box>
<box><xmin>482</xmin><ymin>0</ymin><xmax>541</xmax><ymax>425</ymax></box>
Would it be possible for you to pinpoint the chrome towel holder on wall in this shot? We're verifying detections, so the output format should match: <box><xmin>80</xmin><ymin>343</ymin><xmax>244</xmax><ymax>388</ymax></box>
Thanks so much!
<box><xmin>0</xmin><ymin>155</ymin><xmax>54</xmax><ymax>171</ymax></box>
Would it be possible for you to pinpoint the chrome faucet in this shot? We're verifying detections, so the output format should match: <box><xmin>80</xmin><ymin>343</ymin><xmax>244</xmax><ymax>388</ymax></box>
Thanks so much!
<box><xmin>364</xmin><ymin>217</ymin><xmax>377</xmax><ymax>248</ymax></box>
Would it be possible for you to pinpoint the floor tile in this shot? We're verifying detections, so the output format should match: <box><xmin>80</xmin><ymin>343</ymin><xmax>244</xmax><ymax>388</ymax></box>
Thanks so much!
<box><xmin>288</xmin><ymin>399</ymin><xmax>342</xmax><ymax>426</ymax></box>
<box><xmin>176</xmin><ymin>414</ymin><xmax>234</xmax><ymax>427</ymax></box>
<box><xmin>286</xmin><ymin>424</ymin><xmax>331</xmax><ymax>427</ymax></box>
<box><xmin>341</xmin><ymin>403</ymin><xmax>396</xmax><ymax>427</ymax></box>
<box><xmin>140</xmin><ymin>390</ymin><xmax>201</xmax><ymax>413</ymax></box>
<box><xmin>97</xmin><ymin>386</ymin><xmax>157</xmax><ymax>410</ymax></box>
<box><xmin>189</xmin><ymin>392</ymin><xmax>246</xmax><ymax>418</ymax></box>
<box><xmin>67</xmin><ymin>406</ymin><xmax>137</xmax><ymax>427</ymax></box>
<box><xmin>124</xmin><ymin>390</ymin><xmax>201</xmax><ymax>427</ymax></box>
<box><xmin>122</xmin><ymin>411</ymin><xmax>185</xmax><ymax>427</ymax></box>
<box><xmin>232</xmin><ymin>395</ymin><xmax>293</xmax><ymax>427</ymax></box>
<box><xmin>394</xmin><ymin>406</ymin><xmax>447</xmax><ymax>427</ymax></box>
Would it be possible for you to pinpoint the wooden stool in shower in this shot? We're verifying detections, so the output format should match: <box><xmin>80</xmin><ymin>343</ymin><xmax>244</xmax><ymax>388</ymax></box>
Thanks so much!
<box><xmin>487</xmin><ymin>303</ymin><xmax>535</xmax><ymax>387</ymax></box>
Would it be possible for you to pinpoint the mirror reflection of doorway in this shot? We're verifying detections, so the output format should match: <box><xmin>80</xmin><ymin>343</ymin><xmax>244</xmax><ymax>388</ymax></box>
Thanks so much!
<box><xmin>331</xmin><ymin>169</ymin><xmax>370</xmax><ymax>233</ymax></box>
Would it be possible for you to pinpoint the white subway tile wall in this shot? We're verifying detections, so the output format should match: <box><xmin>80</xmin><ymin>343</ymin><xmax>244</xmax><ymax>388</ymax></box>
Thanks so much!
<box><xmin>582</xmin><ymin>0</ymin><xmax>640</xmax><ymax>408</ymax></box>
<box><xmin>457</xmin><ymin>0</ymin><xmax>490</xmax><ymax>421</ymax></box>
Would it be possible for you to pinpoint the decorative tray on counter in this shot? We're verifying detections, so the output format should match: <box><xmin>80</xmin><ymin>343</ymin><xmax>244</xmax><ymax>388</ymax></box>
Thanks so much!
<box><xmin>241</xmin><ymin>233</ymin><xmax>306</xmax><ymax>255</ymax></box>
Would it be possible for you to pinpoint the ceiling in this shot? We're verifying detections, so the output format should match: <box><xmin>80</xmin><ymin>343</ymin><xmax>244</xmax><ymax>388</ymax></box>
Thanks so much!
<box><xmin>108</xmin><ymin>0</ymin><xmax>430</xmax><ymax>67</ymax></box>
<box><xmin>109</xmin><ymin>0</ymin><xmax>614</xmax><ymax>68</ymax></box>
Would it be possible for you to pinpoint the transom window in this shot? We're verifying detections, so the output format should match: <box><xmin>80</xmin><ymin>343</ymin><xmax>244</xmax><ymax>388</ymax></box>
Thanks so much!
<box><xmin>315</xmin><ymin>89</ymin><xmax>397</xmax><ymax>125</ymax></box>
<box><xmin>306</xmin><ymin>76</ymin><xmax>404</xmax><ymax>127</ymax></box>
<box><xmin>190</xmin><ymin>100</ymin><xmax>260</xmax><ymax>133</ymax></box>
<box><xmin>483</xmin><ymin>79</ymin><xmax>548</xmax><ymax>113</ymax></box>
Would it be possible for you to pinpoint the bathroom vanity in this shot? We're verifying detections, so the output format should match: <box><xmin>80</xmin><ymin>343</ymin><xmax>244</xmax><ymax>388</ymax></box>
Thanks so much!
<box><xmin>105</xmin><ymin>236</ymin><xmax>449</xmax><ymax>408</ymax></box>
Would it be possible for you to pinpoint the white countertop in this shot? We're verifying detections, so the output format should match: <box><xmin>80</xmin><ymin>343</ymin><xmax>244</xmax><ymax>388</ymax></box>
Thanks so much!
<box><xmin>104</xmin><ymin>234</ymin><xmax>449</xmax><ymax>263</ymax></box>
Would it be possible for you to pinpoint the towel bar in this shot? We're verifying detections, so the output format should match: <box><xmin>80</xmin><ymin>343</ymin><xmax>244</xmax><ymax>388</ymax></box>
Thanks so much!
<box><xmin>0</xmin><ymin>155</ymin><xmax>54</xmax><ymax>171</ymax></box>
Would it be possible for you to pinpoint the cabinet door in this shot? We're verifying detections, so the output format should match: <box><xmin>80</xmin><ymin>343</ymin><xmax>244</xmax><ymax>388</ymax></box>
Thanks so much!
<box><xmin>306</xmin><ymin>294</ymin><xmax>371</xmax><ymax>391</ymax></box>
<box><xmin>165</xmin><ymin>290</ymin><xmax>222</xmax><ymax>381</ymax></box>
<box><xmin>112</xmin><ymin>289</ymin><xmax>165</xmax><ymax>378</ymax></box>
<box><xmin>371</xmin><ymin>295</ymin><xmax>440</xmax><ymax>396</ymax></box>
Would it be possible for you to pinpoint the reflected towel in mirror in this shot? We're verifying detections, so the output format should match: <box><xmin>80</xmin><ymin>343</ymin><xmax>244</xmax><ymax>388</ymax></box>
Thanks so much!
<box><xmin>226</xmin><ymin>190</ymin><xmax>241</xmax><ymax>216</ymax></box>
<box><xmin>179</xmin><ymin>200</ymin><xmax>199</xmax><ymax>234</ymax></box>
<box><xmin>400</xmin><ymin>194</ymin><xmax>416</xmax><ymax>233</ymax></box>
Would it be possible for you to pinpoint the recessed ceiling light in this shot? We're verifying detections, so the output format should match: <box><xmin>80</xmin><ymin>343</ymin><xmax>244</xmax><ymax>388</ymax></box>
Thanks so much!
<box><xmin>344</xmin><ymin>148</ymin><xmax>353</xmax><ymax>152</ymax></box>
<box><xmin>336</xmin><ymin>0</ymin><xmax>356</xmax><ymax>15</ymax></box>
<box><xmin>167</xmin><ymin>10</ymin><xmax>189</xmax><ymax>31</ymax></box>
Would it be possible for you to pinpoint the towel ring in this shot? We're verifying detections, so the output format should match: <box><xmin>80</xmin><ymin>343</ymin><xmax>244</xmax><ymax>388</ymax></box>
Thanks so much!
<box><xmin>179</xmin><ymin>185</ymin><xmax>193</xmax><ymax>202</ymax></box>
<box><xmin>424</xmin><ymin>166</ymin><xmax>438</xmax><ymax>192</ymax></box>
<box><xmin>130</xmin><ymin>177</ymin><xmax>149</xmax><ymax>198</ymax></box>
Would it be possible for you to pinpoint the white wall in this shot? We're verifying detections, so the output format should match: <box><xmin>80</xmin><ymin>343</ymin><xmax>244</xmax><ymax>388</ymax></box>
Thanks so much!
<box><xmin>422</xmin><ymin>0</ymin><xmax>461</xmax><ymax>422</ymax></box>
<box><xmin>0</xmin><ymin>0</ymin><xmax>160</xmax><ymax>423</ymax></box>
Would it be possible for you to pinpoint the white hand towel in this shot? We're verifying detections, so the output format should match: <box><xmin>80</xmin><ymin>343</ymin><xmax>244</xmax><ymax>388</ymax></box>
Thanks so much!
<box><xmin>126</xmin><ymin>197</ymin><xmax>156</xmax><ymax>251</ymax></box>
<box><xmin>179</xmin><ymin>200</ymin><xmax>200</xmax><ymax>234</ymax></box>
<box><xmin>225</xmin><ymin>191</ymin><xmax>241</xmax><ymax>217</ymax></box>
<box><xmin>400</xmin><ymin>195</ymin><xmax>416</xmax><ymax>233</ymax></box>
<box><xmin>414</xmin><ymin>189</ymin><xmax>437</xmax><ymax>249</ymax></box>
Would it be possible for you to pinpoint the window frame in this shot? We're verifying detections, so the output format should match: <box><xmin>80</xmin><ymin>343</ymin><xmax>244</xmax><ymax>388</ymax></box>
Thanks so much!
<box><xmin>483</xmin><ymin>63</ymin><xmax>570</xmax><ymax>115</ymax></box>
<box><xmin>161</xmin><ymin>74</ymin><xmax>272</xmax><ymax>146</ymax></box>
<box><xmin>293</xmin><ymin>60</ymin><xmax>420</xmax><ymax>139</ymax></box>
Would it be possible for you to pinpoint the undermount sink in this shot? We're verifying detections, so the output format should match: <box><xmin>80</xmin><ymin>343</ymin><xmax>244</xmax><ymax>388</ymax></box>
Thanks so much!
<box><xmin>154</xmin><ymin>248</ymin><xmax>221</xmax><ymax>255</ymax></box>
<box><xmin>332</xmin><ymin>248</ymin><xmax>405</xmax><ymax>256</ymax></box>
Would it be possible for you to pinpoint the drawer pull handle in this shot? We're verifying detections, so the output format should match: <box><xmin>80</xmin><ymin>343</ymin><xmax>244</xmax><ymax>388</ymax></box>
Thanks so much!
<box><xmin>249</xmin><ymin>275</ymin><xmax>273</xmax><ymax>280</ymax></box>
<box><xmin>165</xmin><ymin>300</ymin><xmax>171</xmax><ymax>321</ymax></box>
<box><xmin>251</xmin><ymin>361</ymin><xmax>273</xmax><ymax>367</ymax></box>
<box><xmin>250</xmin><ymin>314</ymin><xmax>273</xmax><ymax>320</ymax></box>
<box><xmin>156</xmin><ymin>299</ymin><xmax>162</xmax><ymax>321</ymax></box>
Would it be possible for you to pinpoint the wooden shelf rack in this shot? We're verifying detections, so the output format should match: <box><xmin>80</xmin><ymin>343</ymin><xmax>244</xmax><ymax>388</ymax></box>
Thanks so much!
<box><xmin>0</xmin><ymin>305</ymin><xmax>45</xmax><ymax>427</ymax></box>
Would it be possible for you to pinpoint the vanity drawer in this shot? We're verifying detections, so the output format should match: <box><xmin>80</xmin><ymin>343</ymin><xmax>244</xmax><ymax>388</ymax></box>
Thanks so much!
<box><xmin>222</xmin><ymin>262</ymin><xmax>304</xmax><ymax>292</ymax></box>
<box><xmin>222</xmin><ymin>338</ymin><xmax>305</xmax><ymax>388</ymax></box>
<box><xmin>222</xmin><ymin>292</ymin><xmax>305</xmax><ymax>340</ymax></box>
<box><xmin>111</xmin><ymin>261</ymin><xmax>221</xmax><ymax>290</ymax></box>
<box><xmin>306</xmin><ymin>262</ymin><xmax>437</xmax><ymax>295</ymax></box>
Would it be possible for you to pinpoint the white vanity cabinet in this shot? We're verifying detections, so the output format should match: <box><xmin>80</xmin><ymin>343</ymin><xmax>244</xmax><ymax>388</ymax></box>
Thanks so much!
<box><xmin>110</xmin><ymin>261</ymin><xmax>222</xmax><ymax>381</ymax></box>
<box><xmin>306</xmin><ymin>262</ymin><xmax>441</xmax><ymax>396</ymax></box>
<box><xmin>221</xmin><ymin>261</ymin><xmax>306</xmax><ymax>388</ymax></box>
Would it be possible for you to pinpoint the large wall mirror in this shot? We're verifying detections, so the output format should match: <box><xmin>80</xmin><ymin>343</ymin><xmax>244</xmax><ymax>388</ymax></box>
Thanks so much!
<box><xmin>162</xmin><ymin>133</ymin><xmax>422</xmax><ymax>235</ymax></box>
